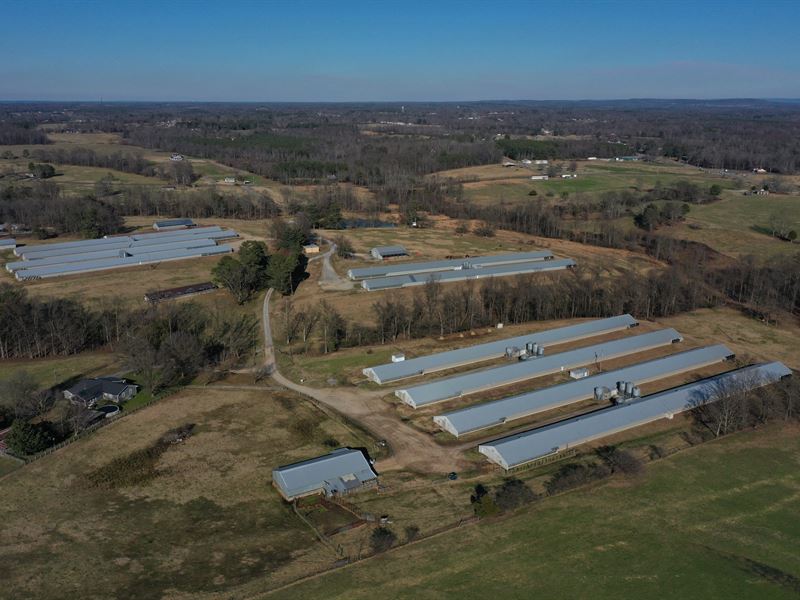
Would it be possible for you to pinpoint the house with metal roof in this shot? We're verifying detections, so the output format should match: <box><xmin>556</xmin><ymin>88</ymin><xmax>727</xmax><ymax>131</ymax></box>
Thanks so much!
<box><xmin>370</xmin><ymin>245</ymin><xmax>408</xmax><ymax>260</ymax></box>
<box><xmin>396</xmin><ymin>328</ymin><xmax>683</xmax><ymax>408</ymax></box>
<box><xmin>364</xmin><ymin>314</ymin><xmax>638</xmax><ymax>384</ymax></box>
<box><xmin>479</xmin><ymin>361</ymin><xmax>792</xmax><ymax>470</ymax></box>
<box><xmin>63</xmin><ymin>377</ymin><xmax>138</xmax><ymax>407</ymax></box>
<box><xmin>434</xmin><ymin>344</ymin><xmax>734</xmax><ymax>437</ymax></box>
<box><xmin>272</xmin><ymin>448</ymin><xmax>378</xmax><ymax>502</ymax></box>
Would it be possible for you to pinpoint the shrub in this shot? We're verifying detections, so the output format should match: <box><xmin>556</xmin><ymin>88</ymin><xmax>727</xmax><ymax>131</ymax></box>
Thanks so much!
<box><xmin>5</xmin><ymin>420</ymin><xmax>53</xmax><ymax>456</ymax></box>
<box><xmin>455</xmin><ymin>222</ymin><xmax>469</xmax><ymax>234</ymax></box>
<box><xmin>473</xmin><ymin>222</ymin><xmax>495</xmax><ymax>237</ymax></box>
<box><xmin>493</xmin><ymin>477</ymin><xmax>539</xmax><ymax>511</ymax></box>
<box><xmin>404</xmin><ymin>525</ymin><xmax>420</xmax><ymax>542</ymax></box>
<box><xmin>545</xmin><ymin>462</ymin><xmax>611</xmax><ymax>496</ymax></box>
<box><xmin>370</xmin><ymin>526</ymin><xmax>397</xmax><ymax>553</ymax></box>
<box><xmin>595</xmin><ymin>445</ymin><xmax>643</xmax><ymax>475</ymax></box>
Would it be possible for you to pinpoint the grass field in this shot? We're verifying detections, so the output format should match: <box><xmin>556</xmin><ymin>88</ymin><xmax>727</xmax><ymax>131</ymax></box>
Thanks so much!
<box><xmin>667</xmin><ymin>191</ymin><xmax>800</xmax><ymax>259</ymax></box>
<box><xmin>0</xmin><ymin>384</ymin><xmax>376</xmax><ymax>599</ymax></box>
<box><xmin>266</xmin><ymin>424</ymin><xmax>800</xmax><ymax>600</ymax></box>
<box><xmin>0</xmin><ymin>351</ymin><xmax>123</xmax><ymax>388</ymax></box>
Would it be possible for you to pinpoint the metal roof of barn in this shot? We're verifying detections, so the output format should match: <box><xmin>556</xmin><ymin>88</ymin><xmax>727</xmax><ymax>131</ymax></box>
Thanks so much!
<box><xmin>364</xmin><ymin>315</ymin><xmax>638</xmax><ymax>384</ymax></box>
<box><xmin>361</xmin><ymin>258</ymin><xmax>575</xmax><ymax>291</ymax></box>
<box><xmin>478</xmin><ymin>362</ymin><xmax>792</xmax><ymax>469</ymax></box>
<box><xmin>395</xmin><ymin>328</ymin><xmax>683</xmax><ymax>408</ymax></box>
<box><xmin>348</xmin><ymin>250</ymin><xmax>554</xmax><ymax>280</ymax></box>
<box><xmin>15</xmin><ymin>244</ymin><xmax>234</xmax><ymax>280</ymax></box>
<box><xmin>272</xmin><ymin>448</ymin><xmax>377</xmax><ymax>500</ymax></box>
<box><xmin>434</xmin><ymin>344</ymin><xmax>734</xmax><ymax>437</ymax></box>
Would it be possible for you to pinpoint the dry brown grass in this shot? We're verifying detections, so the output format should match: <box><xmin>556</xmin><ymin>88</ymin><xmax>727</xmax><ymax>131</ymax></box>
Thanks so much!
<box><xmin>0</xmin><ymin>385</ymin><xmax>375</xmax><ymax>598</ymax></box>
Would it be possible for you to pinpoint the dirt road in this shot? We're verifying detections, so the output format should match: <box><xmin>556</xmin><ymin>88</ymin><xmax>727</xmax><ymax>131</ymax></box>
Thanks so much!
<box><xmin>262</xmin><ymin>288</ymin><xmax>470</xmax><ymax>473</ymax></box>
<box><xmin>314</xmin><ymin>240</ymin><xmax>353</xmax><ymax>291</ymax></box>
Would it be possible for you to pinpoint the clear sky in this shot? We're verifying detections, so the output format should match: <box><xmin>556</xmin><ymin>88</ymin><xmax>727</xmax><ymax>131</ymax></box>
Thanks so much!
<box><xmin>1</xmin><ymin>0</ymin><xmax>799</xmax><ymax>102</ymax></box>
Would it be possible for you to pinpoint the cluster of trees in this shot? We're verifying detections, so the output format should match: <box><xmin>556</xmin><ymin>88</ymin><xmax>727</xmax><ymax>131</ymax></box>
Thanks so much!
<box><xmin>0</xmin><ymin>181</ymin><xmax>124</xmax><ymax>238</ymax></box>
<box><xmin>27</xmin><ymin>162</ymin><xmax>56</xmax><ymax>179</ymax></box>
<box><xmin>0</xmin><ymin>123</ymin><xmax>50</xmax><ymax>145</ymax></box>
<box><xmin>0</xmin><ymin>284</ymin><xmax>258</xmax><ymax>372</ymax></box>
<box><xmin>691</xmin><ymin>374</ymin><xmax>799</xmax><ymax>438</ymax></box>
<box><xmin>282</xmin><ymin>265</ymin><xmax>716</xmax><ymax>354</ymax></box>
<box><xmin>470</xmin><ymin>477</ymin><xmax>539</xmax><ymax>517</ymax></box>
<box><xmin>212</xmin><ymin>241</ymin><xmax>272</xmax><ymax>303</ymax></box>
<box><xmin>31</xmin><ymin>147</ymin><xmax>157</xmax><ymax>177</ymax></box>
<box><xmin>497</xmin><ymin>137</ymin><xmax>630</xmax><ymax>160</ymax></box>
<box><xmin>634</xmin><ymin>201</ymin><xmax>690</xmax><ymax>231</ymax></box>
<box><xmin>121</xmin><ymin>302</ymin><xmax>258</xmax><ymax>393</ymax></box>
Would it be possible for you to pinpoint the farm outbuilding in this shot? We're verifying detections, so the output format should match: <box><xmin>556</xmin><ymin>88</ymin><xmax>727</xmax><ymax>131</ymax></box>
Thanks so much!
<box><xmin>433</xmin><ymin>344</ymin><xmax>734</xmax><ymax>437</ymax></box>
<box><xmin>153</xmin><ymin>218</ymin><xmax>195</xmax><ymax>231</ymax></box>
<box><xmin>272</xmin><ymin>448</ymin><xmax>378</xmax><ymax>502</ymax></box>
<box><xmin>395</xmin><ymin>328</ymin><xmax>683</xmax><ymax>408</ymax></box>
<box><xmin>361</xmin><ymin>258</ymin><xmax>576</xmax><ymax>291</ymax></box>
<box><xmin>478</xmin><ymin>361</ymin><xmax>791</xmax><ymax>469</ymax></box>
<box><xmin>348</xmin><ymin>250</ymin><xmax>554</xmax><ymax>280</ymax></box>
<box><xmin>364</xmin><ymin>314</ymin><xmax>638</xmax><ymax>384</ymax></box>
<box><xmin>10</xmin><ymin>226</ymin><xmax>238</xmax><ymax>280</ymax></box>
<box><xmin>370</xmin><ymin>245</ymin><xmax>408</xmax><ymax>260</ymax></box>
<box><xmin>0</xmin><ymin>238</ymin><xmax>16</xmax><ymax>250</ymax></box>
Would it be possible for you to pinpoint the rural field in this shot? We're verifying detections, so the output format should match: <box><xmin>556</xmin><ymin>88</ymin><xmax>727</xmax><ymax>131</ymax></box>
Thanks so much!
<box><xmin>266</xmin><ymin>424</ymin><xmax>800</xmax><ymax>600</ymax></box>
<box><xmin>0</xmin><ymin>384</ymin><xmax>377</xmax><ymax>599</ymax></box>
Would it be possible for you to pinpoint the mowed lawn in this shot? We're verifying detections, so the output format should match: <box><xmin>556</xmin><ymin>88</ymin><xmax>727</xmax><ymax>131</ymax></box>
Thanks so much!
<box><xmin>268</xmin><ymin>425</ymin><xmax>800</xmax><ymax>600</ymax></box>
<box><xmin>0</xmin><ymin>385</ymin><xmax>375</xmax><ymax>599</ymax></box>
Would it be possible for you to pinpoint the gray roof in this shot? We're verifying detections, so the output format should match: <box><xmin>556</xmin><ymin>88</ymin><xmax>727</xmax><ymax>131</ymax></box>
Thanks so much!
<box><xmin>396</xmin><ymin>328</ymin><xmax>683</xmax><ymax>408</ymax></box>
<box><xmin>479</xmin><ymin>362</ymin><xmax>792</xmax><ymax>469</ymax></box>
<box><xmin>155</xmin><ymin>218</ymin><xmax>195</xmax><ymax>228</ymax></box>
<box><xmin>16</xmin><ymin>226</ymin><xmax>228</xmax><ymax>260</ymax></box>
<box><xmin>6</xmin><ymin>238</ymin><xmax>218</xmax><ymax>272</ymax></box>
<box><xmin>66</xmin><ymin>377</ymin><xmax>136</xmax><ymax>402</ymax></box>
<box><xmin>362</xmin><ymin>258</ymin><xmax>575</xmax><ymax>291</ymax></box>
<box><xmin>364</xmin><ymin>315</ymin><xmax>638</xmax><ymax>384</ymax></box>
<box><xmin>435</xmin><ymin>344</ymin><xmax>734</xmax><ymax>436</ymax></box>
<box><xmin>0</xmin><ymin>238</ymin><xmax>16</xmax><ymax>249</ymax></box>
<box><xmin>371</xmin><ymin>245</ymin><xmax>408</xmax><ymax>257</ymax></box>
<box><xmin>348</xmin><ymin>250</ymin><xmax>555</xmax><ymax>280</ymax></box>
<box><xmin>272</xmin><ymin>448</ymin><xmax>377</xmax><ymax>500</ymax></box>
<box><xmin>15</xmin><ymin>244</ymin><xmax>234</xmax><ymax>280</ymax></box>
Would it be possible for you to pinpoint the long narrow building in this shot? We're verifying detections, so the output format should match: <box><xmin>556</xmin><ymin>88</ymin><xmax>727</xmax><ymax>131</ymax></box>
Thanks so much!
<box><xmin>395</xmin><ymin>328</ymin><xmax>683</xmax><ymax>408</ymax></box>
<box><xmin>362</xmin><ymin>258</ymin><xmax>575</xmax><ymax>291</ymax></box>
<box><xmin>479</xmin><ymin>361</ymin><xmax>792</xmax><ymax>470</ymax></box>
<box><xmin>434</xmin><ymin>344</ymin><xmax>734</xmax><ymax>437</ymax></box>
<box><xmin>348</xmin><ymin>250</ymin><xmax>554</xmax><ymax>280</ymax></box>
<box><xmin>364</xmin><ymin>315</ymin><xmax>638</xmax><ymax>384</ymax></box>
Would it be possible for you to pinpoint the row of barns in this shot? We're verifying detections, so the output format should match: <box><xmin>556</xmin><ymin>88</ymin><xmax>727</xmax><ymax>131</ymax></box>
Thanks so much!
<box><xmin>363</xmin><ymin>314</ymin><xmax>791</xmax><ymax>470</ymax></box>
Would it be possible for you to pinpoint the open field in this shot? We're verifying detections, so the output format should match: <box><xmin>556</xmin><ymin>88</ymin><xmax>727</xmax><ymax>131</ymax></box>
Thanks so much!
<box><xmin>0</xmin><ymin>351</ymin><xmax>123</xmax><ymax>388</ymax></box>
<box><xmin>0</xmin><ymin>384</ymin><xmax>376</xmax><ymax>599</ymax></box>
<box><xmin>665</xmin><ymin>191</ymin><xmax>800</xmax><ymax>259</ymax></box>
<box><xmin>267</xmin><ymin>424</ymin><xmax>800</xmax><ymax>600</ymax></box>
<box><xmin>434</xmin><ymin>160</ymin><xmax>740</xmax><ymax>206</ymax></box>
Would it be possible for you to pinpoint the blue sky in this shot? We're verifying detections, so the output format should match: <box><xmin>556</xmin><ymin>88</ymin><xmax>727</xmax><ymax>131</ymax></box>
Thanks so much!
<box><xmin>1</xmin><ymin>0</ymin><xmax>799</xmax><ymax>101</ymax></box>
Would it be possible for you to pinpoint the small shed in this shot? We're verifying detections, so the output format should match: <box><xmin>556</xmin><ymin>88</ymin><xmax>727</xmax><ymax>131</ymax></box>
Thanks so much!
<box><xmin>272</xmin><ymin>448</ymin><xmax>378</xmax><ymax>502</ymax></box>
<box><xmin>370</xmin><ymin>245</ymin><xmax>408</xmax><ymax>260</ymax></box>
<box><xmin>303</xmin><ymin>243</ymin><xmax>320</xmax><ymax>256</ymax></box>
<box><xmin>153</xmin><ymin>218</ymin><xmax>195</xmax><ymax>231</ymax></box>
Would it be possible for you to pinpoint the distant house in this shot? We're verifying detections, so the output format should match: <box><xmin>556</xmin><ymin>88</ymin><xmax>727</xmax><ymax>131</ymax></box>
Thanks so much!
<box><xmin>530</xmin><ymin>175</ymin><xmax>549</xmax><ymax>181</ymax></box>
<box><xmin>521</xmin><ymin>159</ymin><xmax>532</xmax><ymax>165</ymax></box>
<box><xmin>223</xmin><ymin>177</ymin><xmax>236</xmax><ymax>184</ymax></box>
<box><xmin>587</xmin><ymin>156</ymin><xmax>598</xmax><ymax>161</ymax></box>
<box><xmin>371</xmin><ymin>245</ymin><xmax>408</xmax><ymax>260</ymax></box>
<box><xmin>153</xmin><ymin>218</ymin><xmax>195</xmax><ymax>231</ymax></box>
<box><xmin>170</xmin><ymin>153</ymin><xmax>184</xmax><ymax>162</ymax></box>
<box><xmin>63</xmin><ymin>378</ymin><xmax>138</xmax><ymax>408</ymax></box>
<box><xmin>272</xmin><ymin>448</ymin><xmax>378</xmax><ymax>502</ymax></box>
<box><xmin>561</xmin><ymin>174</ymin><xmax>577</xmax><ymax>179</ymax></box>
<box><xmin>753</xmin><ymin>168</ymin><xmax>768</xmax><ymax>174</ymax></box>
<box><xmin>502</xmin><ymin>161</ymin><xmax>517</xmax><ymax>167</ymax></box>
<box><xmin>533</xmin><ymin>159</ymin><xmax>548</xmax><ymax>165</ymax></box>
<box><xmin>303</xmin><ymin>243</ymin><xmax>320</xmax><ymax>256</ymax></box>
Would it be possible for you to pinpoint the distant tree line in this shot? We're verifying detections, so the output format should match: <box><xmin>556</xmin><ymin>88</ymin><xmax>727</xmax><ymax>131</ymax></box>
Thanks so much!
<box><xmin>0</xmin><ymin>123</ymin><xmax>50</xmax><ymax>145</ymax></box>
